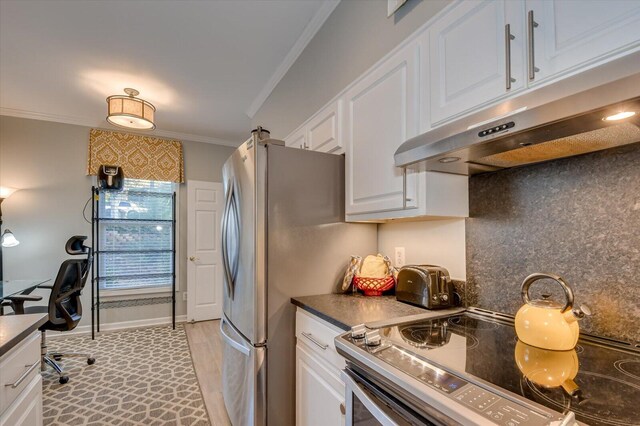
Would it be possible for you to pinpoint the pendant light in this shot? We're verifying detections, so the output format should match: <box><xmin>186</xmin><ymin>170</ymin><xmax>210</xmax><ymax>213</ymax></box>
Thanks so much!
<box><xmin>106</xmin><ymin>88</ymin><xmax>156</xmax><ymax>130</ymax></box>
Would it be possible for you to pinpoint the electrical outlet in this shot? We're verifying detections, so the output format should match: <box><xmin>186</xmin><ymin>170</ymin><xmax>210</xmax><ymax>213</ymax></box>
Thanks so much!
<box><xmin>182</xmin><ymin>292</ymin><xmax>188</xmax><ymax>301</ymax></box>
<box><xmin>394</xmin><ymin>247</ymin><xmax>406</xmax><ymax>267</ymax></box>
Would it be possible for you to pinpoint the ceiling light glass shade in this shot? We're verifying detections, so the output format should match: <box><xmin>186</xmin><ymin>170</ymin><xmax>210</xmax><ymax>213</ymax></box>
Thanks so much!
<box><xmin>0</xmin><ymin>186</ymin><xmax>19</xmax><ymax>199</ymax></box>
<box><xmin>106</xmin><ymin>88</ymin><xmax>156</xmax><ymax>130</ymax></box>
<box><xmin>1</xmin><ymin>229</ymin><xmax>19</xmax><ymax>247</ymax></box>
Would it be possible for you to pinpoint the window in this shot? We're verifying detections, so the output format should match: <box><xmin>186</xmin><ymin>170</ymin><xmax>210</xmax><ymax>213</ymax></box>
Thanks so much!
<box><xmin>98</xmin><ymin>179</ymin><xmax>175</xmax><ymax>291</ymax></box>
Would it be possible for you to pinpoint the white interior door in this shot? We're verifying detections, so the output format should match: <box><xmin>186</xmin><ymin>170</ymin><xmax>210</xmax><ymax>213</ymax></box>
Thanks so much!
<box><xmin>187</xmin><ymin>180</ymin><xmax>223</xmax><ymax>322</ymax></box>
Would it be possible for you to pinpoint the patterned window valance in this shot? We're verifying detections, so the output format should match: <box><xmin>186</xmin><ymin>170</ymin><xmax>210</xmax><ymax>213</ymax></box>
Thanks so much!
<box><xmin>87</xmin><ymin>129</ymin><xmax>184</xmax><ymax>183</ymax></box>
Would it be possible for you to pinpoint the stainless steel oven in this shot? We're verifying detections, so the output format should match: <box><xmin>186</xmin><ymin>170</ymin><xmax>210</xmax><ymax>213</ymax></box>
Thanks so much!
<box><xmin>343</xmin><ymin>368</ymin><xmax>442</xmax><ymax>426</ymax></box>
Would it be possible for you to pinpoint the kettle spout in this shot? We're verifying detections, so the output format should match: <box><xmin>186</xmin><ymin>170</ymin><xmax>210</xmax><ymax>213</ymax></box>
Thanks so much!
<box><xmin>564</xmin><ymin>304</ymin><xmax>592</xmax><ymax>323</ymax></box>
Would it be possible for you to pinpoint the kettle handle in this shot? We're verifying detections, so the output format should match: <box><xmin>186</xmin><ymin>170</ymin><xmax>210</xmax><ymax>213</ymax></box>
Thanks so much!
<box><xmin>521</xmin><ymin>273</ymin><xmax>574</xmax><ymax>313</ymax></box>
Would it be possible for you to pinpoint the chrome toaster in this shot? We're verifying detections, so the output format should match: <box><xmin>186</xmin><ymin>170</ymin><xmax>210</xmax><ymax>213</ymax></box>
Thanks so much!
<box><xmin>396</xmin><ymin>265</ymin><xmax>455</xmax><ymax>309</ymax></box>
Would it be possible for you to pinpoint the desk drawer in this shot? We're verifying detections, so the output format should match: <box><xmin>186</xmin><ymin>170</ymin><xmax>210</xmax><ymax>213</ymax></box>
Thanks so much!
<box><xmin>0</xmin><ymin>331</ymin><xmax>41</xmax><ymax>415</ymax></box>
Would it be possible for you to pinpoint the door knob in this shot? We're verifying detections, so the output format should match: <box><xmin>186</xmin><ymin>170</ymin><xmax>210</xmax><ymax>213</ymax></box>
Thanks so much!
<box><xmin>189</xmin><ymin>256</ymin><xmax>197</xmax><ymax>261</ymax></box>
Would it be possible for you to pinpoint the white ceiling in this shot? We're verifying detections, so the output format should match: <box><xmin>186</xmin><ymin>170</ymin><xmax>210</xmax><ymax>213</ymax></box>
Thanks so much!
<box><xmin>0</xmin><ymin>0</ymin><xmax>339</xmax><ymax>145</ymax></box>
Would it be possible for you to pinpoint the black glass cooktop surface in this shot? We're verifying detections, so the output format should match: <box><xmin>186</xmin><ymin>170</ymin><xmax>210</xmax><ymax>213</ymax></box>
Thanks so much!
<box><xmin>377</xmin><ymin>313</ymin><xmax>640</xmax><ymax>426</ymax></box>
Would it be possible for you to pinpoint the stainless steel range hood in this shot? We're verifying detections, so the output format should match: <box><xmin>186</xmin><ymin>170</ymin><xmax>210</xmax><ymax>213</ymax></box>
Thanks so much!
<box><xmin>394</xmin><ymin>74</ymin><xmax>640</xmax><ymax>175</ymax></box>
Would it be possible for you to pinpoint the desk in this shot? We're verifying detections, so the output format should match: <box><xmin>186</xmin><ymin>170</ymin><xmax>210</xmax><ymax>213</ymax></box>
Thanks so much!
<box><xmin>0</xmin><ymin>280</ymin><xmax>51</xmax><ymax>301</ymax></box>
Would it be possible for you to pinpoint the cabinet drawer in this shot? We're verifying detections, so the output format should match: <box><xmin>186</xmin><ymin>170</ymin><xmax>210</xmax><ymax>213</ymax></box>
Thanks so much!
<box><xmin>295</xmin><ymin>309</ymin><xmax>346</xmax><ymax>371</ymax></box>
<box><xmin>0</xmin><ymin>375</ymin><xmax>42</xmax><ymax>426</ymax></box>
<box><xmin>0</xmin><ymin>331</ymin><xmax>41</xmax><ymax>415</ymax></box>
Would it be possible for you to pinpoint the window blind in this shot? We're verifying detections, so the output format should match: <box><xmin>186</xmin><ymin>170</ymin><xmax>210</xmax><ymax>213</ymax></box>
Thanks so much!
<box><xmin>98</xmin><ymin>179</ymin><xmax>174</xmax><ymax>291</ymax></box>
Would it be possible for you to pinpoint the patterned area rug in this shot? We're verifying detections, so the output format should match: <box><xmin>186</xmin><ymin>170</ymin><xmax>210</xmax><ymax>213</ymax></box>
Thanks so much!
<box><xmin>42</xmin><ymin>325</ymin><xmax>210</xmax><ymax>425</ymax></box>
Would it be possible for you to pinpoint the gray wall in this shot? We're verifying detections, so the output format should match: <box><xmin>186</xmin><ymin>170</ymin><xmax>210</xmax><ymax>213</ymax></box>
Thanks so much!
<box><xmin>252</xmin><ymin>0</ymin><xmax>450</xmax><ymax>138</ymax></box>
<box><xmin>0</xmin><ymin>115</ymin><xmax>235</xmax><ymax>328</ymax></box>
<box><xmin>466</xmin><ymin>142</ymin><xmax>640</xmax><ymax>344</ymax></box>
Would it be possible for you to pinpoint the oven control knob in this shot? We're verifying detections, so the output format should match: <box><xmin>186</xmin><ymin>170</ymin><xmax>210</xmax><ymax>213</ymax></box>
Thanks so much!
<box><xmin>440</xmin><ymin>294</ymin><xmax>449</xmax><ymax>302</ymax></box>
<box><xmin>364</xmin><ymin>330</ymin><xmax>381</xmax><ymax>347</ymax></box>
<box><xmin>351</xmin><ymin>324</ymin><xmax>366</xmax><ymax>339</ymax></box>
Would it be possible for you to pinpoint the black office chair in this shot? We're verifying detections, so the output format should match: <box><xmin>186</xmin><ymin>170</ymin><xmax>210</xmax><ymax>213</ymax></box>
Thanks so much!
<box><xmin>8</xmin><ymin>236</ymin><xmax>95</xmax><ymax>384</ymax></box>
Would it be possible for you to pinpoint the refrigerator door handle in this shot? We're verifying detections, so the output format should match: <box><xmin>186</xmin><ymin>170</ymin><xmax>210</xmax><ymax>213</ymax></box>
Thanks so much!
<box><xmin>222</xmin><ymin>179</ymin><xmax>234</xmax><ymax>299</ymax></box>
<box><xmin>220</xmin><ymin>316</ymin><xmax>251</xmax><ymax>357</ymax></box>
<box><xmin>229</xmin><ymin>177</ymin><xmax>241</xmax><ymax>287</ymax></box>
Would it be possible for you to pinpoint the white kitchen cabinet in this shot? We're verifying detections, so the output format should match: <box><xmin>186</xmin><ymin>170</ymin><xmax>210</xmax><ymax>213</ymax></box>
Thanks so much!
<box><xmin>343</xmin><ymin>41</ymin><xmax>420</xmax><ymax>217</ymax></box>
<box><xmin>525</xmin><ymin>0</ymin><xmax>640</xmax><ymax>84</ymax></box>
<box><xmin>307</xmin><ymin>100</ymin><xmax>343</xmax><ymax>154</ymax></box>
<box><xmin>285</xmin><ymin>125</ymin><xmax>308</xmax><ymax>150</ymax></box>
<box><xmin>0</xmin><ymin>376</ymin><xmax>42</xmax><ymax>426</ymax></box>
<box><xmin>427</xmin><ymin>0</ymin><xmax>526</xmax><ymax>126</ymax></box>
<box><xmin>296</xmin><ymin>344</ymin><xmax>345</xmax><ymax>426</ymax></box>
<box><xmin>295</xmin><ymin>309</ymin><xmax>345</xmax><ymax>426</ymax></box>
<box><xmin>284</xmin><ymin>100</ymin><xmax>343</xmax><ymax>154</ymax></box>
<box><xmin>0</xmin><ymin>331</ymin><xmax>43</xmax><ymax>426</ymax></box>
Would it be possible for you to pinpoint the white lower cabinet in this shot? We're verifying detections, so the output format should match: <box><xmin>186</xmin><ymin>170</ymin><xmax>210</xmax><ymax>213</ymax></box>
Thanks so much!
<box><xmin>0</xmin><ymin>376</ymin><xmax>43</xmax><ymax>426</ymax></box>
<box><xmin>296</xmin><ymin>343</ymin><xmax>345</xmax><ymax>426</ymax></box>
<box><xmin>0</xmin><ymin>331</ymin><xmax>43</xmax><ymax>426</ymax></box>
<box><xmin>295</xmin><ymin>309</ymin><xmax>345</xmax><ymax>426</ymax></box>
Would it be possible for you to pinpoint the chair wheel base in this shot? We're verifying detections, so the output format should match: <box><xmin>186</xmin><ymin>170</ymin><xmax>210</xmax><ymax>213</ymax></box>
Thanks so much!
<box><xmin>59</xmin><ymin>376</ymin><xmax>69</xmax><ymax>384</ymax></box>
<box><xmin>87</xmin><ymin>357</ymin><xmax>95</xmax><ymax>365</ymax></box>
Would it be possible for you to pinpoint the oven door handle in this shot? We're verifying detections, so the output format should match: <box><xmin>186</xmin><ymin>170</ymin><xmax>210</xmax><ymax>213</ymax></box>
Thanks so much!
<box><xmin>343</xmin><ymin>371</ymin><xmax>400</xmax><ymax>426</ymax></box>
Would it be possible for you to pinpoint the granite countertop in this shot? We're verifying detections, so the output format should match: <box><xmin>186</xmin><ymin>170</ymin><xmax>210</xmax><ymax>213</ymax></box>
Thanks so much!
<box><xmin>291</xmin><ymin>294</ymin><xmax>465</xmax><ymax>331</ymax></box>
<box><xmin>0</xmin><ymin>313</ymin><xmax>48</xmax><ymax>358</ymax></box>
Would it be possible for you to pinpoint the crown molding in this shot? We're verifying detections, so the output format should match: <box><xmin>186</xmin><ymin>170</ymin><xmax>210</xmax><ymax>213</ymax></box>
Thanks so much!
<box><xmin>245</xmin><ymin>0</ymin><xmax>340</xmax><ymax>119</ymax></box>
<box><xmin>0</xmin><ymin>107</ymin><xmax>240</xmax><ymax>147</ymax></box>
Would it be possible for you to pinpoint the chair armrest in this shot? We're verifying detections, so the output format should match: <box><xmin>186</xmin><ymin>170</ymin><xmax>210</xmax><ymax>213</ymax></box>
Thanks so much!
<box><xmin>6</xmin><ymin>295</ymin><xmax>43</xmax><ymax>302</ymax></box>
<box><xmin>3</xmin><ymin>295</ymin><xmax>43</xmax><ymax>315</ymax></box>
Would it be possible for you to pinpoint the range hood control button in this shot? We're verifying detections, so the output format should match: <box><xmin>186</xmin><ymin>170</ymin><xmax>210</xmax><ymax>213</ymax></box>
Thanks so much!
<box><xmin>364</xmin><ymin>330</ymin><xmax>382</xmax><ymax>347</ymax></box>
<box><xmin>351</xmin><ymin>324</ymin><xmax>366</xmax><ymax>339</ymax></box>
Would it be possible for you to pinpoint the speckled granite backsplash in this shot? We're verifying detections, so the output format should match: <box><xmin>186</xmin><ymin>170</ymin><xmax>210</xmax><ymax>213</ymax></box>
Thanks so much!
<box><xmin>466</xmin><ymin>142</ymin><xmax>640</xmax><ymax>343</ymax></box>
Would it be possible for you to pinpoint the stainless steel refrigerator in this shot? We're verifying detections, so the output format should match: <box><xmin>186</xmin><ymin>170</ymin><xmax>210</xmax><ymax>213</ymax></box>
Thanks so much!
<box><xmin>219</xmin><ymin>134</ymin><xmax>377</xmax><ymax>426</ymax></box>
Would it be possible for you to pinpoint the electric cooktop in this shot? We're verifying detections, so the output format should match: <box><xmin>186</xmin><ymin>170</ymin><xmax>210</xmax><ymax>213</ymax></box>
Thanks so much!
<box><xmin>340</xmin><ymin>310</ymin><xmax>640</xmax><ymax>426</ymax></box>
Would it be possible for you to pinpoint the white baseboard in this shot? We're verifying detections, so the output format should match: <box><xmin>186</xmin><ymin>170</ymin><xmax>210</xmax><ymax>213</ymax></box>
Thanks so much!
<box><xmin>47</xmin><ymin>315</ymin><xmax>188</xmax><ymax>338</ymax></box>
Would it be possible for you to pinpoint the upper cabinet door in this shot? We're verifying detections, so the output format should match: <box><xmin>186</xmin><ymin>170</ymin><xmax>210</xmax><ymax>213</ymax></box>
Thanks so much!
<box><xmin>344</xmin><ymin>42</ymin><xmax>419</xmax><ymax>216</ymax></box>
<box><xmin>427</xmin><ymin>0</ymin><xmax>525</xmax><ymax>126</ymax></box>
<box><xmin>284</xmin><ymin>125</ymin><xmax>308</xmax><ymax>150</ymax></box>
<box><xmin>526</xmin><ymin>0</ymin><xmax>640</xmax><ymax>84</ymax></box>
<box><xmin>308</xmin><ymin>100</ymin><xmax>343</xmax><ymax>154</ymax></box>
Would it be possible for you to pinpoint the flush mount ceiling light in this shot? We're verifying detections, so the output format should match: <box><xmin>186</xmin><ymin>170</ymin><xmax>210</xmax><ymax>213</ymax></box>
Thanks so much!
<box><xmin>106</xmin><ymin>88</ymin><xmax>156</xmax><ymax>130</ymax></box>
<box><xmin>603</xmin><ymin>111</ymin><xmax>636</xmax><ymax>121</ymax></box>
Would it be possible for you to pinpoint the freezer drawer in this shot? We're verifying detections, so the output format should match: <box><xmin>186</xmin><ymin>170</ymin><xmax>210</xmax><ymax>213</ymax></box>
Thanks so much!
<box><xmin>221</xmin><ymin>315</ymin><xmax>266</xmax><ymax>426</ymax></box>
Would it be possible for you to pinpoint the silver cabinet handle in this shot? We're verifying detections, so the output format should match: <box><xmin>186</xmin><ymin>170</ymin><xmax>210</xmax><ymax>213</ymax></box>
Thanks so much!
<box><xmin>402</xmin><ymin>167</ymin><xmax>407</xmax><ymax>209</ymax></box>
<box><xmin>5</xmin><ymin>360</ymin><xmax>39</xmax><ymax>389</ymax></box>
<box><xmin>505</xmin><ymin>24</ymin><xmax>516</xmax><ymax>90</ymax></box>
<box><xmin>301</xmin><ymin>332</ymin><xmax>328</xmax><ymax>350</ymax></box>
<box><xmin>527</xmin><ymin>10</ymin><xmax>539</xmax><ymax>81</ymax></box>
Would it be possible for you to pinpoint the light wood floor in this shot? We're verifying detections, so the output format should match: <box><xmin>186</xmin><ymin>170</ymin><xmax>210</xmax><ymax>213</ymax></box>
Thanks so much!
<box><xmin>185</xmin><ymin>320</ymin><xmax>232</xmax><ymax>426</ymax></box>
